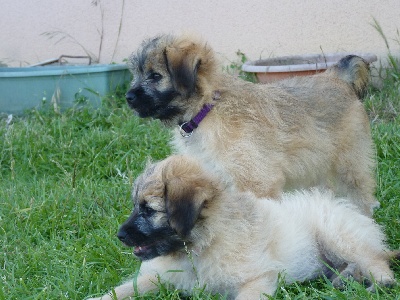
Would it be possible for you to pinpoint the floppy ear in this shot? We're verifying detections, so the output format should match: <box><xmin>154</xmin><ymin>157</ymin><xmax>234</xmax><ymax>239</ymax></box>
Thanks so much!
<box><xmin>162</xmin><ymin>157</ymin><xmax>215</xmax><ymax>237</ymax></box>
<box><xmin>164</xmin><ymin>44</ymin><xmax>201</xmax><ymax>98</ymax></box>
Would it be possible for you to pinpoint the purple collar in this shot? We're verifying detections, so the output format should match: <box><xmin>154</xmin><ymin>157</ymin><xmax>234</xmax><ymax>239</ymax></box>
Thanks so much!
<box><xmin>179</xmin><ymin>91</ymin><xmax>220</xmax><ymax>137</ymax></box>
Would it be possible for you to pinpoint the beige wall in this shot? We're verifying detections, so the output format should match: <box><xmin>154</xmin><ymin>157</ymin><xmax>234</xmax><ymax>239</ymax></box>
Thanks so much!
<box><xmin>0</xmin><ymin>0</ymin><xmax>399</xmax><ymax>67</ymax></box>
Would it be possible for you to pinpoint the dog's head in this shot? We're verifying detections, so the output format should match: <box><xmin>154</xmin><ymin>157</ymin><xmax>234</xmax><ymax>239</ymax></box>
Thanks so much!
<box><xmin>117</xmin><ymin>155</ymin><xmax>218</xmax><ymax>260</ymax></box>
<box><xmin>125</xmin><ymin>34</ymin><xmax>218</xmax><ymax>124</ymax></box>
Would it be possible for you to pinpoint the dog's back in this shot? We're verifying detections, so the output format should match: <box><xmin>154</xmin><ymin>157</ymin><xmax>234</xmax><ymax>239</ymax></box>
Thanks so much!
<box><xmin>273</xmin><ymin>55</ymin><xmax>369</xmax><ymax>106</ymax></box>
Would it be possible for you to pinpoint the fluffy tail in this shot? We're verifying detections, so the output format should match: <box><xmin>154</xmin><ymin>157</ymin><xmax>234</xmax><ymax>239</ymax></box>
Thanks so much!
<box><xmin>325</xmin><ymin>55</ymin><xmax>370</xmax><ymax>98</ymax></box>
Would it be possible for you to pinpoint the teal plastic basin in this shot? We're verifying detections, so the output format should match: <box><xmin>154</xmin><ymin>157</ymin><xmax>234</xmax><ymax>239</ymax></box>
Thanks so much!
<box><xmin>0</xmin><ymin>64</ymin><xmax>131</xmax><ymax>114</ymax></box>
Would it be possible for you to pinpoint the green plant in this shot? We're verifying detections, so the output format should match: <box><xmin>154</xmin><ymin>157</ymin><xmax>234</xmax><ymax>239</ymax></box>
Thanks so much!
<box><xmin>365</xmin><ymin>18</ymin><xmax>400</xmax><ymax>122</ymax></box>
<box><xmin>371</xmin><ymin>18</ymin><xmax>400</xmax><ymax>78</ymax></box>
<box><xmin>224</xmin><ymin>50</ymin><xmax>257</xmax><ymax>83</ymax></box>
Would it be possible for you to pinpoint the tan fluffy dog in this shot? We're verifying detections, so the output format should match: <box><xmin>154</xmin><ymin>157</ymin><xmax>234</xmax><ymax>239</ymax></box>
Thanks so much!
<box><xmin>88</xmin><ymin>155</ymin><xmax>397</xmax><ymax>300</ymax></box>
<box><xmin>125</xmin><ymin>34</ymin><xmax>377</xmax><ymax>215</ymax></box>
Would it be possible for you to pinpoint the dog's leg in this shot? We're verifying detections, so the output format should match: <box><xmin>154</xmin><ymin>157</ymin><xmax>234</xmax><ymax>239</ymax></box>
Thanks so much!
<box><xmin>331</xmin><ymin>262</ymin><xmax>362</xmax><ymax>289</ymax></box>
<box><xmin>86</xmin><ymin>279</ymin><xmax>136</xmax><ymax>300</ymax></box>
<box><xmin>318</xmin><ymin>208</ymin><xmax>394</xmax><ymax>290</ymax></box>
<box><xmin>325</xmin><ymin>249</ymin><xmax>394</xmax><ymax>291</ymax></box>
<box><xmin>334</xmin><ymin>161</ymin><xmax>378</xmax><ymax>215</ymax></box>
<box><xmin>236</xmin><ymin>271</ymin><xmax>278</xmax><ymax>300</ymax></box>
<box><xmin>364</xmin><ymin>260</ymin><xmax>396</xmax><ymax>291</ymax></box>
<box><xmin>86</xmin><ymin>273</ymin><xmax>160</xmax><ymax>300</ymax></box>
<box><xmin>333</xmin><ymin>108</ymin><xmax>378</xmax><ymax>215</ymax></box>
<box><xmin>92</xmin><ymin>274</ymin><xmax>162</xmax><ymax>300</ymax></box>
<box><xmin>86</xmin><ymin>256</ymin><xmax>193</xmax><ymax>300</ymax></box>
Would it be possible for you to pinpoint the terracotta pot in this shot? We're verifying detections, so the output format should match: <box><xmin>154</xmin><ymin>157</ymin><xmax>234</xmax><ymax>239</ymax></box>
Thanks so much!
<box><xmin>241</xmin><ymin>53</ymin><xmax>377</xmax><ymax>83</ymax></box>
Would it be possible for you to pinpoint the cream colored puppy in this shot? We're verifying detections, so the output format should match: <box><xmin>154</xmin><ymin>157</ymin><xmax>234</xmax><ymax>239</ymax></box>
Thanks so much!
<box><xmin>88</xmin><ymin>156</ymin><xmax>398</xmax><ymax>300</ymax></box>
<box><xmin>125</xmin><ymin>34</ymin><xmax>377</xmax><ymax>215</ymax></box>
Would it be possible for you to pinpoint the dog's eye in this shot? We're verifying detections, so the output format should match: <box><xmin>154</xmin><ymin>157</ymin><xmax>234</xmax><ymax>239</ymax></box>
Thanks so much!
<box><xmin>140</xmin><ymin>204</ymin><xmax>156</xmax><ymax>216</ymax></box>
<box><xmin>148</xmin><ymin>73</ymin><xmax>162</xmax><ymax>81</ymax></box>
<box><xmin>145</xmin><ymin>206</ymin><xmax>155</xmax><ymax>215</ymax></box>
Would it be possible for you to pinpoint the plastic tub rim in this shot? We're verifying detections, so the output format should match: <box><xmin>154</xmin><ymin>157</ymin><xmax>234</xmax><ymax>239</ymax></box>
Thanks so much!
<box><xmin>0</xmin><ymin>64</ymin><xmax>129</xmax><ymax>78</ymax></box>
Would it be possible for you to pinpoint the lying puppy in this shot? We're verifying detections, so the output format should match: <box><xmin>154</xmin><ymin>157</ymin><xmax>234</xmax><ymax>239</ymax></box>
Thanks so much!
<box><xmin>88</xmin><ymin>155</ymin><xmax>398</xmax><ymax>300</ymax></box>
<box><xmin>125</xmin><ymin>34</ymin><xmax>377</xmax><ymax>215</ymax></box>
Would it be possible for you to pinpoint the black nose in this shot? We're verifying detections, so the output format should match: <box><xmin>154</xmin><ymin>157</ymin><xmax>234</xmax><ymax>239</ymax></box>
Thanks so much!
<box><xmin>126</xmin><ymin>90</ymin><xmax>136</xmax><ymax>102</ymax></box>
<box><xmin>117</xmin><ymin>228</ymin><xmax>128</xmax><ymax>242</ymax></box>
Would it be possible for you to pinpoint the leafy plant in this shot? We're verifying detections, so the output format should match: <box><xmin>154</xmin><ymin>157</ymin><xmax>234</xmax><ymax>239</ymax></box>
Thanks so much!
<box><xmin>364</xmin><ymin>18</ymin><xmax>400</xmax><ymax>122</ymax></box>
<box><xmin>224</xmin><ymin>50</ymin><xmax>257</xmax><ymax>83</ymax></box>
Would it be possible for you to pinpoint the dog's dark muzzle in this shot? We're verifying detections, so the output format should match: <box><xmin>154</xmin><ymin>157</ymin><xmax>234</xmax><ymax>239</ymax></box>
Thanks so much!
<box><xmin>125</xmin><ymin>87</ymin><xmax>158</xmax><ymax>118</ymax></box>
<box><xmin>117</xmin><ymin>215</ymin><xmax>148</xmax><ymax>247</ymax></box>
<box><xmin>125</xmin><ymin>88</ymin><xmax>140</xmax><ymax>109</ymax></box>
<box><xmin>125</xmin><ymin>85</ymin><xmax>182</xmax><ymax>121</ymax></box>
<box><xmin>116</xmin><ymin>216</ymin><xmax>185</xmax><ymax>260</ymax></box>
<box><xmin>117</xmin><ymin>227</ymin><xmax>130</xmax><ymax>245</ymax></box>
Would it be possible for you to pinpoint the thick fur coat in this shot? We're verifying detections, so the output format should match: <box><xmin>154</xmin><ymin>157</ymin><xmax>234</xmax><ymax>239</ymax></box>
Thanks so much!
<box><xmin>88</xmin><ymin>156</ymin><xmax>397</xmax><ymax>300</ymax></box>
<box><xmin>125</xmin><ymin>34</ymin><xmax>377</xmax><ymax>215</ymax></box>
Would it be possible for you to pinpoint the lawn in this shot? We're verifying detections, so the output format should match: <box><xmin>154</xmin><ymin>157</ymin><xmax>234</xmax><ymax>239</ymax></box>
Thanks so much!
<box><xmin>0</xmin><ymin>72</ymin><xmax>399</xmax><ymax>300</ymax></box>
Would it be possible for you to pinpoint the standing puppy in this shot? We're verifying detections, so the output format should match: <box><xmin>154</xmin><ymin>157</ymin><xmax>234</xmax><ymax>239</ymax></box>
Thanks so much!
<box><xmin>87</xmin><ymin>155</ymin><xmax>397</xmax><ymax>300</ymax></box>
<box><xmin>125</xmin><ymin>34</ymin><xmax>377</xmax><ymax>215</ymax></box>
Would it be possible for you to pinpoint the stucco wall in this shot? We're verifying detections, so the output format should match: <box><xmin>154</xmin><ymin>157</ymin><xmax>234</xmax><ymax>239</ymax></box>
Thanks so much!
<box><xmin>0</xmin><ymin>0</ymin><xmax>399</xmax><ymax>67</ymax></box>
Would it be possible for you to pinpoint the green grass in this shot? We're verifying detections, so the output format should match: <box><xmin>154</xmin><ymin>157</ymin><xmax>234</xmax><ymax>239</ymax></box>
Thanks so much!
<box><xmin>0</xmin><ymin>88</ymin><xmax>172</xmax><ymax>299</ymax></box>
<box><xmin>1</xmin><ymin>69</ymin><xmax>400</xmax><ymax>300</ymax></box>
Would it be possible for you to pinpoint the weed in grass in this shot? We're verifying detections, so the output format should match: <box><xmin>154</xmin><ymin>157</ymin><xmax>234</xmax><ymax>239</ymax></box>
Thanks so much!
<box><xmin>224</xmin><ymin>50</ymin><xmax>258</xmax><ymax>83</ymax></box>
<box><xmin>365</xmin><ymin>18</ymin><xmax>400</xmax><ymax>123</ymax></box>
